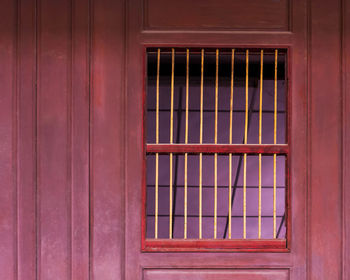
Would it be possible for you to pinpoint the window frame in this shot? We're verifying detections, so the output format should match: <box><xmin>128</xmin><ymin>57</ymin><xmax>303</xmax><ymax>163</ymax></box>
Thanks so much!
<box><xmin>141</xmin><ymin>46</ymin><xmax>291</xmax><ymax>252</ymax></box>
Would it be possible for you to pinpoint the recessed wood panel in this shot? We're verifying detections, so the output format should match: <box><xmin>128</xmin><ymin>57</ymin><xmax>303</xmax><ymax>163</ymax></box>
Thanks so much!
<box><xmin>0</xmin><ymin>0</ymin><xmax>17</xmax><ymax>278</ymax></box>
<box><xmin>144</xmin><ymin>269</ymin><xmax>289</xmax><ymax>280</ymax></box>
<box><xmin>144</xmin><ymin>0</ymin><xmax>290</xmax><ymax>31</ymax></box>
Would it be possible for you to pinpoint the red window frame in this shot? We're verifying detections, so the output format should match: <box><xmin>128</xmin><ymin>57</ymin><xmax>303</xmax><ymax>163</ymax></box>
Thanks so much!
<box><xmin>141</xmin><ymin>47</ymin><xmax>291</xmax><ymax>252</ymax></box>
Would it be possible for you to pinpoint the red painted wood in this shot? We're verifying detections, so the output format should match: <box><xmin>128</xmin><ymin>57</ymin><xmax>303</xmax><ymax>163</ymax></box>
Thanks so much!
<box><xmin>90</xmin><ymin>0</ymin><xmax>125</xmax><ymax>279</ymax></box>
<box><xmin>143</xmin><ymin>269</ymin><xmax>289</xmax><ymax>280</ymax></box>
<box><xmin>0</xmin><ymin>0</ymin><xmax>17</xmax><ymax>278</ymax></box>
<box><xmin>0</xmin><ymin>0</ymin><xmax>347</xmax><ymax>279</ymax></box>
<box><xmin>71</xmin><ymin>0</ymin><xmax>90</xmax><ymax>278</ymax></box>
<box><xmin>17</xmin><ymin>0</ymin><xmax>37</xmax><ymax>278</ymax></box>
<box><xmin>343</xmin><ymin>0</ymin><xmax>350</xmax><ymax>278</ymax></box>
<box><xmin>37</xmin><ymin>0</ymin><xmax>73</xmax><ymax>278</ymax></box>
<box><xmin>286</xmin><ymin>1</ymin><xmax>308</xmax><ymax>279</ymax></box>
<box><xmin>146</xmin><ymin>144</ymin><xmax>289</xmax><ymax>154</ymax></box>
<box><xmin>125</xmin><ymin>2</ymin><xmax>144</xmax><ymax>280</ymax></box>
<box><xmin>143</xmin><ymin>239</ymin><xmax>287</xmax><ymax>252</ymax></box>
<box><xmin>309</xmin><ymin>0</ymin><xmax>343</xmax><ymax>279</ymax></box>
<box><xmin>144</xmin><ymin>0</ymin><xmax>290</xmax><ymax>31</ymax></box>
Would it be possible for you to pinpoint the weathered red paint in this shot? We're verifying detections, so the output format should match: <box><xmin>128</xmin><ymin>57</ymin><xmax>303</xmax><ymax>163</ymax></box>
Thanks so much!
<box><xmin>146</xmin><ymin>144</ymin><xmax>289</xmax><ymax>154</ymax></box>
<box><xmin>0</xmin><ymin>0</ymin><xmax>348</xmax><ymax>279</ymax></box>
<box><xmin>143</xmin><ymin>239</ymin><xmax>287</xmax><ymax>252</ymax></box>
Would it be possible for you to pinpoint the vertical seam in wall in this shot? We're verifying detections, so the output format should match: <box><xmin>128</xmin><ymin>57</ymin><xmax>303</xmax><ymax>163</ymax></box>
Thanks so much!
<box><xmin>306</xmin><ymin>0</ymin><xmax>311</xmax><ymax>279</ymax></box>
<box><xmin>341</xmin><ymin>0</ymin><xmax>346</xmax><ymax>278</ymax></box>
<box><xmin>14</xmin><ymin>0</ymin><xmax>20</xmax><ymax>278</ymax></box>
<box><xmin>123</xmin><ymin>0</ymin><xmax>127</xmax><ymax>279</ymax></box>
<box><xmin>88</xmin><ymin>0</ymin><xmax>93</xmax><ymax>278</ymax></box>
<box><xmin>34</xmin><ymin>0</ymin><xmax>38</xmax><ymax>278</ymax></box>
<box><xmin>35</xmin><ymin>0</ymin><xmax>40</xmax><ymax>278</ymax></box>
<box><xmin>68</xmin><ymin>0</ymin><xmax>74</xmax><ymax>279</ymax></box>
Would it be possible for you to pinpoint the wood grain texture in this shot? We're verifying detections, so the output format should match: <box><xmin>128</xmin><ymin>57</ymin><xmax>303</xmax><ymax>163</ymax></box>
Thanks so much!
<box><xmin>287</xmin><ymin>1</ymin><xmax>308</xmax><ymax>280</ymax></box>
<box><xmin>143</xmin><ymin>269</ymin><xmax>289</xmax><ymax>280</ymax></box>
<box><xmin>143</xmin><ymin>239</ymin><xmax>287</xmax><ymax>252</ymax></box>
<box><xmin>0</xmin><ymin>0</ymin><xmax>348</xmax><ymax>279</ymax></box>
<box><xmin>343</xmin><ymin>0</ymin><xmax>350</xmax><ymax>279</ymax></box>
<box><xmin>0</xmin><ymin>0</ymin><xmax>17</xmax><ymax>279</ymax></box>
<box><xmin>125</xmin><ymin>1</ymin><xmax>144</xmax><ymax>280</ymax></box>
<box><xmin>17</xmin><ymin>0</ymin><xmax>37</xmax><ymax>278</ymax></box>
<box><xmin>144</xmin><ymin>0</ymin><xmax>290</xmax><ymax>31</ymax></box>
<box><xmin>90</xmin><ymin>0</ymin><xmax>125</xmax><ymax>279</ymax></box>
<box><xmin>71</xmin><ymin>0</ymin><xmax>90</xmax><ymax>278</ymax></box>
<box><xmin>308</xmin><ymin>0</ymin><xmax>343</xmax><ymax>279</ymax></box>
<box><xmin>146</xmin><ymin>144</ymin><xmax>289</xmax><ymax>154</ymax></box>
<box><xmin>37</xmin><ymin>0</ymin><xmax>73</xmax><ymax>278</ymax></box>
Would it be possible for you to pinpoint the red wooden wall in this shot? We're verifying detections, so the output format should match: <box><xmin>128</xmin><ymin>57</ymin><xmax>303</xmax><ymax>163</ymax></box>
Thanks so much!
<box><xmin>0</xmin><ymin>0</ymin><xmax>349</xmax><ymax>279</ymax></box>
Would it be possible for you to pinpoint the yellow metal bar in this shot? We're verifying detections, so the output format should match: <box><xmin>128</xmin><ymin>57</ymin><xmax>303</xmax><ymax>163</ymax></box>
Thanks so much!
<box><xmin>155</xmin><ymin>49</ymin><xmax>160</xmax><ymax>239</ymax></box>
<box><xmin>199</xmin><ymin>49</ymin><xmax>204</xmax><ymax>239</ymax></box>
<box><xmin>243</xmin><ymin>153</ymin><xmax>247</xmax><ymax>239</ymax></box>
<box><xmin>215</xmin><ymin>49</ymin><xmax>219</xmax><ymax>145</ymax></box>
<box><xmin>199</xmin><ymin>153</ymin><xmax>202</xmax><ymax>239</ymax></box>
<box><xmin>169</xmin><ymin>153</ymin><xmax>173</xmax><ymax>239</ymax></box>
<box><xmin>185</xmin><ymin>50</ymin><xmax>189</xmax><ymax>144</ymax></box>
<box><xmin>259</xmin><ymin>50</ymin><xmax>263</xmax><ymax>145</ymax></box>
<box><xmin>169</xmin><ymin>48</ymin><xmax>175</xmax><ymax>239</ymax></box>
<box><xmin>184</xmin><ymin>49</ymin><xmax>189</xmax><ymax>239</ymax></box>
<box><xmin>274</xmin><ymin>49</ymin><xmax>278</xmax><ymax>145</ymax></box>
<box><xmin>230</xmin><ymin>49</ymin><xmax>234</xmax><ymax>145</ymax></box>
<box><xmin>243</xmin><ymin>50</ymin><xmax>249</xmax><ymax>239</ymax></box>
<box><xmin>244</xmin><ymin>50</ymin><xmax>249</xmax><ymax>145</ymax></box>
<box><xmin>184</xmin><ymin>153</ymin><xmax>188</xmax><ymax>239</ymax></box>
<box><xmin>273</xmin><ymin>49</ymin><xmax>278</xmax><ymax>238</ymax></box>
<box><xmin>228</xmin><ymin>49</ymin><xmax>234</xmax><ymax>239</ymax></box>
<box><xmin>170</xmin><ymin>48</ymin><xmax>175</xmax><ymax>144</ymax></box>
<box><xmin>273</xmin><ymin>153</ymin><xmax>277</xmax><ymax>238</ymax></box>
<box><xmin>258</xmin><ymin>50</ymin><xmax>263</xmax><ymax>239</ymax></box>
<box><xmin>200</xmin><ymin>49</ymin><xmax>204</xmax><ymax>144</ymax></box>
<box><xmin>156</xmin><ymin>50</ymin><xmax>160</xmax><ymax>143</ymax></box>
<box><xmin>214</xmin><ymin>49</ymin><xmax>219</xmax><ymax>239</ymax></box>
<box><xmin>155</xmin><ymin>154</ymin><xmax>159</xmax><ymax>239</ymax></box>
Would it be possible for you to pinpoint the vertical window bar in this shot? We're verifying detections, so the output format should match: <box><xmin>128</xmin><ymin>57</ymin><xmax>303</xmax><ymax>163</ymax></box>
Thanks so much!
<box><xmin>258</xmin><ymin>50</ymin><xmax>263</xmax><ymax>239</ymax></box>
<box><xmin>228</xmin><ymin>49</ymin><xmax>234</xmax><ymax>239</ymax></box>
<box><xmin>244</xmin><ymin>50</ymin><xmax>249</xmax><ymax>145</ymax></box>
<box><xmin>243</xmin><ymin>50</ymin><xmax>249</xmax><ymax>239</ymax></box>
<box><xmin>184</xmin><ymin>49</ymin><xmax>189</xmax><ymax>239</ymax></box>
<box><xmin>169</xmin><ymin>48</ymin><xmax>175</xmax><ymax>239</ymax></box>
<box><xmin>214</xmin><ymin>49</ymin><xmax>219</xmax><ymax>239</ymax></box>
<box><xmin>273</xmin><ymin>49</ymin><xmax>278</xmax><ymax>238</ymax></box>
<box><xmin>154</xmin><ymin>49</ymin><xmax>160</xmax><ymax>239</ymax></box>
<box><xmin>199</xmin><ymin>49</ymin><xmax>204</xmax><ymax>239</ymax></box>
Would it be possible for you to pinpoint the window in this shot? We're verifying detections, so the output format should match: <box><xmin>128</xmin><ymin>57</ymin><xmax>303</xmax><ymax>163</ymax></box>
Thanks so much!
<box><xmin>143</xmin><ymin>48</ymin><xmax>289</xmax><ymax>251</ymax></box>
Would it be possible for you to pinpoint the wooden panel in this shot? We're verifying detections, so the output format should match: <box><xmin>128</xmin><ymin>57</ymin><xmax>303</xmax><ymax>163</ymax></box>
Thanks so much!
<box><xmin>144</xmin><ymin>269</ymin><xmax>289</xmax><ymax>280</ymax></box>
<box><xmin>287</xmin><ymin>1</ymin><xmax>308</xmax><ymax>280</ymax></box>
<box><xmin>90</xmin><ymin>0</ymin><xmax>125</xmax><ymax>279</ymax></box>
<box><xmin>308</xmin><ymin>0</ymin><xmax>342</xmax><ymax>279</ymax></box>
<box><xmin>143</xmin><ymin>239</ymin><xmax>287</xmax><ymax>252</ymax></box>
<box><xmin>146</xmin><ymin>144</ymin><xmax>289</xmax><ymax>154</ymax></box>
<box><xmin>71</xmin><ymin>0</ymin><xmax>90</xmax><ymax>278</ymax></box>
<box><xmin>343</xmin><ymin>0</ymin><xmax>350</xmax><ymax>279</ymax></box>
<box><xmin>37</xmin><ymin>0</ymin><xmax>72</xmax><ymax>278</ymax></box>
<box><xmin>144</xmin><ymin>0</ymin><xmax>290</xmax><ymax>31</ymax></box>
<box><xmin>17</xmin><ymin>0</ymin><xmax>37</xmax><ymax>279</ymax></box>
<box><xmin>141</xmin><ymin>32</ymin><xmax>294</xmax><ymax>47</ymax></box>
<box><xmin>0</xmin><ymin>0</ymin><xmax>17</xmax><ymax>279</ymax></box>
